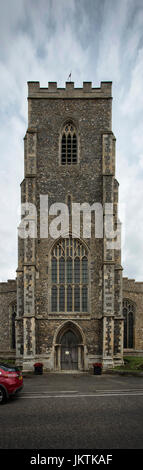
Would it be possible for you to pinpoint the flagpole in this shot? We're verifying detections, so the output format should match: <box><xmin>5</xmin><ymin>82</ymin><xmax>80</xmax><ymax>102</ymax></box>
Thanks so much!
<box><xmin>67</xmin><ymin>72</ymin><xmax>72</xmax><ymax>82</ymax></box>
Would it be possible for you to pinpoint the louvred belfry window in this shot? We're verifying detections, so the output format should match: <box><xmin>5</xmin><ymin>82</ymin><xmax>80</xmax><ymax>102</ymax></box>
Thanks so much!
<box><xmin>61</xmin><ymin>123</ymin><xmax>77</xmax><ymax>165</ymax></box>
<box><xmin>51</xmin><ymin>237</ymin><xmax>88</xmax><ymax>313</ymax></box>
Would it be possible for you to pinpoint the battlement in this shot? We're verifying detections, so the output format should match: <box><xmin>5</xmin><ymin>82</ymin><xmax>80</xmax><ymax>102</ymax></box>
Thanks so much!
<box><xmin>0</xmin><ymin>279</ymin><xmax>16</xmax><ymax>294</ymax></box>
<box><xmin>123</xmin><ymin>277</ymin><xmax>143</xmax><ymax>293</ymax></box>
<box><xmin>27</xmin><ymin>81</ymin><xmax>112</xmax><ymax>99</ymax></box>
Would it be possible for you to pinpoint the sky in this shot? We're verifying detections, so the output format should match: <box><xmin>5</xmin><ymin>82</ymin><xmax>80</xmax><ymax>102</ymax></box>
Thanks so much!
<box><xmin>0</xmin><ymin>0</ymin><xmax>143</xmax><ymax>282</ymax></box>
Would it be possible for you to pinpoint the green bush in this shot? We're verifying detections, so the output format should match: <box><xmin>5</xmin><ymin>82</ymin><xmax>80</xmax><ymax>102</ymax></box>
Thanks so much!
<box><xmin>0</xmin><ymin>358</ymin><xmax>16</xmax><ymax>366</ymax></box>
<box><xmin>115</xmin><ymin>356</ymin><xmax>143</xmax><ymax>371</ymax></box>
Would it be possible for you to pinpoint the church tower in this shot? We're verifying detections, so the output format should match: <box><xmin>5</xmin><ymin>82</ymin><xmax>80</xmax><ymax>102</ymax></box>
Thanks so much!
<box><xmin>16</xmin><ymin>80</ymin><xmax>123</xmax><ymax>371</ymax></box>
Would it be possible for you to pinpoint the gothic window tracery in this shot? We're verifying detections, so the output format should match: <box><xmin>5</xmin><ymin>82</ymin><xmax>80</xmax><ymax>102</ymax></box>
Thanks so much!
<box><xmin>61</xmin><ymin>122</ymin><xmax>77</xmax><ymax>165</ymax></box>
<box><xmin>123</xmin><ymin>299</ymin><xmax>135</xmax><ymax>348</ymax></box>
<box><xmin>51</xmin><ymin>237</ymin><xmax>88</xmax><ymax>313</ymax></box>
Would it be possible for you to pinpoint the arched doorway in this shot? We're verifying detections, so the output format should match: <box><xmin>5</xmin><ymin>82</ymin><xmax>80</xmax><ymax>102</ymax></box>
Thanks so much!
<box><xmin>54</xmin><ymin>322</ymin><xmax>84</xmax><ymax>371</ymax></box>
<box><xmin>61</xmin><ymin>330</ymin><xmax>78</xmax><ymax>370</ymax></box>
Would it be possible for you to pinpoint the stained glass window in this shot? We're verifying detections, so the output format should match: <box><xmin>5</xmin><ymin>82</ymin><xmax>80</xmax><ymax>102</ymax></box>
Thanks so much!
<box><xmin>52</xmin><ymin>286</ymin><xmax>57</xmax><ymax>312</ymax></box>
<box><xmin>59</xmin><ymin>286</ymin><xmax>65</xmax><ymax>311</ymax></box>
<box><xmin>67</xmin><ymin>286</ymin><xmax>72</xmax><ymax>312</ymax></box>
<box><xmin>82</xmin><ymin>286</ymin><xmax>88</xmax><ymax>312</ymax></box>
<box><xmin>74</xmin><ymin>286</ymin><xmax>80</xmax><ymax>312</ymax></box>
<box><xmin>74</xmin><ymin>258</ymin><xmax>80</xmax><ymax>283</ymax></box>
<box><xmin>52</xmin><ymin>258</ymin><xmax>57</xmax><ymax>283</ymax></box>
<box><xmin>123</xmin><ymin>300</ymin><xmax>134</xmax><ymax>349</ymax></box>
<box><xmin>51</xmin><ymin>238</ymin><xmax>88</xmax><ymax>313</ymax></box>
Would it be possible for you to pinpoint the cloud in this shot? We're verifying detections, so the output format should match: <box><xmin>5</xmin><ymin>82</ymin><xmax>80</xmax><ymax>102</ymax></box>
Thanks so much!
<box><xmin>0</xmin><ymin>0</ymin><xmax>143</xmax><ymax>281</ymax></box>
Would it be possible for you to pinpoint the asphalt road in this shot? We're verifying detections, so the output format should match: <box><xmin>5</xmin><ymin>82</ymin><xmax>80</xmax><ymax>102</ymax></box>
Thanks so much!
<box><xmin>0</xmin><ymin>373</ymin><xmax>143</xmax><ymax>449</ymax></box>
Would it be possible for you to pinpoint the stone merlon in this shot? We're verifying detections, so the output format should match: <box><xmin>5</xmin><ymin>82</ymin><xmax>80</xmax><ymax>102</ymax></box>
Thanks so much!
<box><xmin>27</xmin><ymin>81</ymin><xmax>112</xmax><ymax>99</ymax></box>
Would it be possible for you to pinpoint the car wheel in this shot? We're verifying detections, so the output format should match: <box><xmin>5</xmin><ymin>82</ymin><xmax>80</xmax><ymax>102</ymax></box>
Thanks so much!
<box><xmin>0</xmin><ymin>386</ymin><xmax>7</xmax><ymax>404</ymax></box>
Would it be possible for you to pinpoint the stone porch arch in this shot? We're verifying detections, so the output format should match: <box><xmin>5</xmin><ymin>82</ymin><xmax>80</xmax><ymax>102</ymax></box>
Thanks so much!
<box><xmin>53</xmin><ymin>321</ymin><xmax>85</xmax><ymax>371</ymax></box>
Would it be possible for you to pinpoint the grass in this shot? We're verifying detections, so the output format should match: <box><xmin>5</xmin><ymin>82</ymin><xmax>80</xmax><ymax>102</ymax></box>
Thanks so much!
<box><xmin>114</xmin><ymin>356</ymin><xmax>143</xmax><ymax>372</ymax></box>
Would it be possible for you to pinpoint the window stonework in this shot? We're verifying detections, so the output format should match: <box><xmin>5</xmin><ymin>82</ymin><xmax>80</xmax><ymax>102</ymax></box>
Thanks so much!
<box><xmin>67</xmin><ymin>195</ymin><xmax>72</xmax><ymax>215</ymax></box>
<box><xmin>61</xmin><ymin>123</ymin><xmax>77</xmax><ymax>165</ymax></box>
<box><xmin>11</xmin><ymin>304</ymin><xmax>17</xmax><ymax>349</ymax></box>
<box><xmin>51</xmin><ymin>237</ymin><xmax>88</xmax><ymax>313</ymax></box>
<box><xmin>123</xmin><ymin>299</ymin><xmax>135</xmax><ymax>348</ymax></box>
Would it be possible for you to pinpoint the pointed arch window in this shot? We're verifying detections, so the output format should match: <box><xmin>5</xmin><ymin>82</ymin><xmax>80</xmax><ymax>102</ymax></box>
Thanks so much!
<box><xmin>123</xmin><ymin>300</ymin><xmax>135</xmax><ymax>349</ymax></box>
<box><xmin>51</xmin><ymin>237</ymin><xmax>88</xmax><ymax>313</ymax></box>
<box><xmin>61</xmin><ymin>122</ymin><xmax>78</xmax><ymax>165</ymax></box>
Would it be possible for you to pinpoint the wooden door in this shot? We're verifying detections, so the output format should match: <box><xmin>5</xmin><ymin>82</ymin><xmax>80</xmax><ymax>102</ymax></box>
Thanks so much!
<box><xmin>61</xmin><ymin>330</ymin><xmax>78</xmax><ymax>370</ymax></box>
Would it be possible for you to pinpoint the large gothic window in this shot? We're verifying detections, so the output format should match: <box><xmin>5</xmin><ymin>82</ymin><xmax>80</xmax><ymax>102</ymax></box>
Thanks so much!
<box><xmin>51</xmin><ymin>237</ymin><xmax>88</xmax><ymax>313</ymax></box>
<box><xmin>123</xmin><ymin>300</ymin><xmax>134</xmax><ymax>349</ymax></box>
<box><xmin>61</xmin><ymin>122</ymin><xmax>77</xmax><ymax>165</ymax></box>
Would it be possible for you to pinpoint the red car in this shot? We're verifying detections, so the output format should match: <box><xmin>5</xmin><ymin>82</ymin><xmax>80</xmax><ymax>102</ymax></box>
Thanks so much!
<box><xmin>0</xmin><ymin>363</ymin><xmax>23</xmax><ymax>403</ymax></box>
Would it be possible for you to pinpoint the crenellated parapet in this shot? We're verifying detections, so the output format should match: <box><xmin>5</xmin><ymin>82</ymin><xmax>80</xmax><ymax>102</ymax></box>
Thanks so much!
<box><xmin>27</xmin><ymin>80</ymin><xmax>112</xmax><ymax>99</ymax></box>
